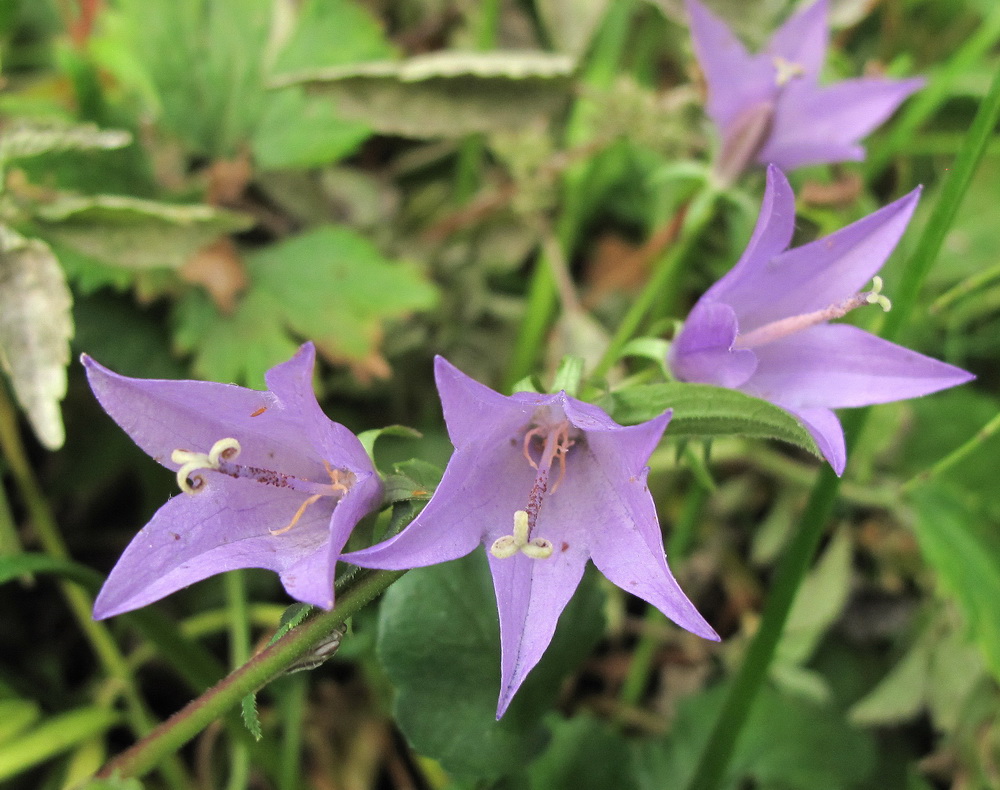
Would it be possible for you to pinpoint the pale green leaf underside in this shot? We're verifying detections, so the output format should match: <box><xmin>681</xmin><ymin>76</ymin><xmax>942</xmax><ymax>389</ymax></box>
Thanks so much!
<box><xmin>0</xmin><ymin>227</ymin><xmax>72</xmax><ymax>449</ymax></box>
<box><xmin>275</xmin><ymin>51</ymin><xmax>575</xmax><ymax>138</ymax></box>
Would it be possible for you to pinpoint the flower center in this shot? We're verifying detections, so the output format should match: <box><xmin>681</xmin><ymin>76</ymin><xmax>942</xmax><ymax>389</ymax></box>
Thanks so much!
<box><xmin>171</xmin><ymin>437</ymin><xmax>352</xmax><ymax>535</ymax></box>
<box><xmin>489</xmin><ymin>417</ymin><xmax>575</xmax><ymax>561</ymax></box>
<box><xmin>772</xmin><ymin>55</ymin><xmax>805</xmax><ymax>87</ymax></box>
<box><xmin>733</xmin><ymin>276</ymin><xmax>892</xmax><ymax>350</ymax></box>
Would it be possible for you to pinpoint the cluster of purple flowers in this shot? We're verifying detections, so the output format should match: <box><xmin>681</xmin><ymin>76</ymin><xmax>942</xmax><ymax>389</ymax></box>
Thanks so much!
<box><xmin>85</xmin><ymin>0</ymin><xmax>972</xmax><ymax>717</ymax></box>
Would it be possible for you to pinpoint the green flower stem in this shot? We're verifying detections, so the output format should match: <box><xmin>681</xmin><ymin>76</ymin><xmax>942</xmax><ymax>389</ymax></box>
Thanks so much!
<box><xmin>503</xmin><ymin>1</ymin><xmax>636</xmax><ymax>390</ymax></box>
<box><xmin>684</xmin><ymin>458</ymin><xmax>846</xmax><ymax>790</ymax></box>
<box><xmin>225</xmin><ymin>571</ymin><xmax>251</xmax><ymax>790</ymax></box>
<box><xmin>902</xmin><ymin>410</ymin><xmax>1000</xmax><ymax>494</ymax></box>
<box><xmin>97</xmin><ymin>569</ymin><xmax>406</xmax><ymax>781</ymax></box>
<box><xmin>0</xmin><ymin>385</ymin><xmax>190</xmax><ymax>790</ymax></box>
<box><xmin>591</xmin><ymin>187</ymin><xmax>719</xmax><ymax>383</ymax></box>
<box><xmin>619</xmin><ymin>483</ymin><xmax>710</xmax><ymax>709</ymax></box>
<box><xmin>684</xmin><ymin>52</ymin><xmax>1000</xmax><ymax>790</ymax></box>
<box><xmin>279</xmin><ymin>675</ymin><xmax>308</xmax><ymax>790</ymax></box>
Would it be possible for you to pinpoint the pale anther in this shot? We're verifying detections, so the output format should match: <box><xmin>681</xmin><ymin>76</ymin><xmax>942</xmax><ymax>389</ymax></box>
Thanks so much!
<box><xmin>864</xmin><ymin>275</ymin><xmax>892</xmax><ymax>312</ymax></box>
<box><xmin>489</xmin><ymin>510</ymin><xmax>553</xmax><ymax>560</ymax></box>
<box><xmin>171</xmin><ymin>437</ymin><xmax>242</xmax><ymax>495</ymax></box>
<box><xmin>772</xmin><ymin>56</ymin><xmax>805</xmax><ymax>87</ymax></box>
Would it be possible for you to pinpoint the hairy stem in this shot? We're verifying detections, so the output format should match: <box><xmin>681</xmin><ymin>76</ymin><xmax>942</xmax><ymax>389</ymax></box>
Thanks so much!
<box><xmin>97</xmin><ymin>569</ymin><xmax>406</xmax><ymax>780</ymax></box>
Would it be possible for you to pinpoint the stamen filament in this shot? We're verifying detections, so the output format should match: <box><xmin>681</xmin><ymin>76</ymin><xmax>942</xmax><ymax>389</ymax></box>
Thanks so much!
<box><xmin>734</xmin><ymin>278</ymin><xmax>893</xmax><ymax>350</ymax></box>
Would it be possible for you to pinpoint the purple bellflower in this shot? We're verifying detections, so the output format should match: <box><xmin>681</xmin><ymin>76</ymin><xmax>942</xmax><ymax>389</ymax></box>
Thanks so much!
<box><xmin>84</xmin><ymin>343</ymin><xmax>382</xmax><ymax>619</ymax></box>
<box><xmin>685</xmin><ymin>0</ymin><xmax>924</xmax><ymax>183</ymax></box>
<box><xmin>343</xmin><ymin>357</ymin><xmax>718</xmax><ymax>718</ymax></box>
<box><xmin>669</xmin><ymin>165</ymin><xmax>973</xmax><ymax>475</ymax></box>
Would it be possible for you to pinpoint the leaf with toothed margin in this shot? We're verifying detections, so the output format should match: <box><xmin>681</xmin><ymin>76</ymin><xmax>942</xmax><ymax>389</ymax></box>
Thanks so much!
<box><xmin>30</xmin><ymin>195</ymin><xmax>253</xmax><ymax>271</ymax></box>
<box><xmin>376</xmin><ymin>550</ymin><xmax>604</xmax><ymax>778</ymax></box>
<box><xmin>272</xmin><ymin>51</ymin><xmax>575</xmax><ymax>138</ymax></box>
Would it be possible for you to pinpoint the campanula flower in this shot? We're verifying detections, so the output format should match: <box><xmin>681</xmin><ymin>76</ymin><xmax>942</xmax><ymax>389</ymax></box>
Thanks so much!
<box><xmin>344</xmin><ymin>357</ymin><xmax>718</xmax><ymax>717</ymax></box>
<box><xmin>685</xmin><ymin>0</ymin><xmax>924</xmax><ymax>182</ymax></box>
<box><xmin>669</xmin><ymin>166</ymin><xmax>973</xmax><ymax>474</ymax></box>
<box><xmin>84</xmin><ymin>343</ymin><xmax>382</xmax><ymax>618</ymax></box>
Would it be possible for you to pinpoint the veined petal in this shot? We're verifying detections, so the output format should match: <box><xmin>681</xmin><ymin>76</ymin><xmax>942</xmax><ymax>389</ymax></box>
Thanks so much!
<box><xmin>788</xmin><ymin>406</ymin><xmax>846</xmax><ymax>475</ymax></box>
<box><xmin>265</xmin><ymin>343</ymin><xmax>374</xmax><ymax>473</ymax></box>
<box><xmin>345</xmin><ymin>442</ymin><xmax>534</xmax><ymax>570</ymax></box>
<box><xmin>84</xmin><ymin>344</ymin><xmax>333</xmax><ymax>481</ymax></box>
<box><xmin>767</xmin><ymin>0</ymin><xmax>828</xmax><ymax>79</ymax></box>
<box><xmin>741</xmin><ymin>323</ymin><xmax>975</xmax><ymax>410</ymax></box>
<box><xmin>434</xmin><ymin>356</ymin><xmax>538</xmax><ymax>450</ymax></box>
<box><xmin>685</xmin><ymin>0</ymin><xmax>776</xmax><ymax>133</ymax></box>
<box><xmin>702</xmin><ymin>166</ymin><xmax>796</xmax><ymax>307</ymax></box>
<box><xmin>670</xmin><ymin>302</ymin><xmax>758</xmax><ymax>388</ymax></box>
<box><xmin>734</xmin><ymin>188</ymin><xmax>921</xmax><ymax>330</ymax></box>
<box><xmin>557</xmin><ymin>442</ymin><xmax>718</xmax><ymax>641</ymax></box>
<box><xmin>761</xmin><ymin>76</ymin><xmax>925</xmax><ymax>170</ymax></box>
<box><xmin>489</xmin><ymin>549</ymin><xmax>587</xmax><ymax>718</ymax></box>
<box><xmin>93</xmin><ymin>478</ymin><xmax>334</xmax><ymax>619</ymax></box>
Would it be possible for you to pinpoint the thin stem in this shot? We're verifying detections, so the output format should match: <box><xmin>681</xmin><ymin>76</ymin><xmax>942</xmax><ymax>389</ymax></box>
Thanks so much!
<box><xmin>279</xmin><ymin>675</ymin><xmax>308</xmax><ymax>790</ymax></box>
<box><xmin>97</xmin><ymin>569</ymin><xmax>406</xmax><ymax>780</ymax></box>
<box><xmin>225</xmin><ymin>571</ymin><xmax>252</xmax><ymax>790</ymax></box>
<box><xmin>591</xmin><ymin>188</ymin><xmax>719</xmax><ymax>382</ymax></box>
<box><xmin>684</xmin><ymin>46</ymin><xmax>1000</xmax><ymax>790</ymax></box>
<box><xmin>930</xmin><ymin>260</ymin><xmax>1000</xmax><ymax>315</ymax></box>
<box><xmin>903</xmin><ymin>410</ymin><xmax>1000</xmax><ymax>494</ymax></box>
<box><xmin>502</xmin><ymin>0</ymin><xmax>636</xmax><ymax>389</ymax></box>
<box><xmin>0</xmin><ymin>384</ymin><xmax>191</xmax><ymax>789</ymax></box>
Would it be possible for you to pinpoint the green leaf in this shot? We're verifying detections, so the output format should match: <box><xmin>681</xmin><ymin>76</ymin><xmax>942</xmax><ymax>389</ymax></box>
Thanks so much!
<box><xmin>252</xmin><ymin>88</ymin><xmax>371</xmax><ymax>170</ymax></box>
<box><xmin>356</xmin><ymin>425</ymin><xmax>423</xmax><ymax>467</ymax></box>
<box><xmin>602</xmin><ymin>383</ymin><xmax>821</xmax><ymax>457</ymax></box>
<box><xmin>176</xmin><ymin>226</ymin><xmax>437</xmax><ymax>386</ymax></box>
<box><xmin>528</xmin><ymin>714</ymin><xmax>640</xmax><ymax>790</ymax></box>
<box><xmin>275</xmin><ymin>51</ymin><xmax>575</xmax><ymax>138</ymax></box>
<box><xmin>909</xmin><ymin>485</ymin><xmax>1000</xmax><ymax>682</ymax></box>
<box><xmin>0</xmin><ymin>706</ymin><xmax>120</xmax><ymax>781</ymax></box>
<box><xmin>241</xmin><ymin>693</ymin><xmax>263</xmax><ymax>741</ymax></box>
<box><xmin>648</xmin><ymin>684</ymin><xmax>876</xmax><ymax>789</ymax></box>
<box><xmin>32</xmin><ymin>195</ymin><xmax>252</xmax><ymax>270</ymax></box>
<box><xmin>0</xmin><ymin>553</ymin><xmax>102</xmax><ymax>589</ymax></box>
<box><xmin>0</xmin><ymin>699</ymin><xmax>41</xmax><ymax>744</ymax></box>
<box><xmin>0</xmin><ymin>227</ymin><xmax>72</xmax><ymax>449</ymax></box>
<box><xmin>376</xmin><ymin>551</ymin><xmax>605</xmax><ymax>778</ymax></box>
<box><xmin>97</xmin><ymin>0</ymin><xmax>273</xmax><ymax>157</ymax></box>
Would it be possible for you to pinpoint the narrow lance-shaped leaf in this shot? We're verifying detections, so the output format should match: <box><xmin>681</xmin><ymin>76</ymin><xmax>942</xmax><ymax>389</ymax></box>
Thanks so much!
<box><xmin>603</xmin><ymin>382</ymin><xmax>821</xmax><ymax>458</ymax></box>
<box><xmin>0</xmin><ymin>227</ymin><xmax>73</xmax><ymax>449</ymax></box>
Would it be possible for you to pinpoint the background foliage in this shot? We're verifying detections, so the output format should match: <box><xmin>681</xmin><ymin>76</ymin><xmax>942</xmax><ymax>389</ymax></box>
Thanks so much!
<box><xmin>1</xmin><ymin>0</ymin><xmax>999</xmax><ymax>788</ymax></box>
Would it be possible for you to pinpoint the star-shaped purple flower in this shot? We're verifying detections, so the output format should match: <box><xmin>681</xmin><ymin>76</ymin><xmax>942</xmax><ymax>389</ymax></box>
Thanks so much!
<box><xmin>343</xmin><ymin>357</ymin><xmax>718</xmax><ymax>717</ymax></box>
<box><xmin>685</xmin><ymin>0</ymin><xmax>924</xmax><ymax>182</ymax></box>
<box><xmin>669</xmin><ymin>165</ymin><xmax>973</xmax><ymax>474</ymax></box>
<box><xmin>84</xmin><ymin>343</ymin><xmax>382</xmax><ymax>619</ymax></box>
